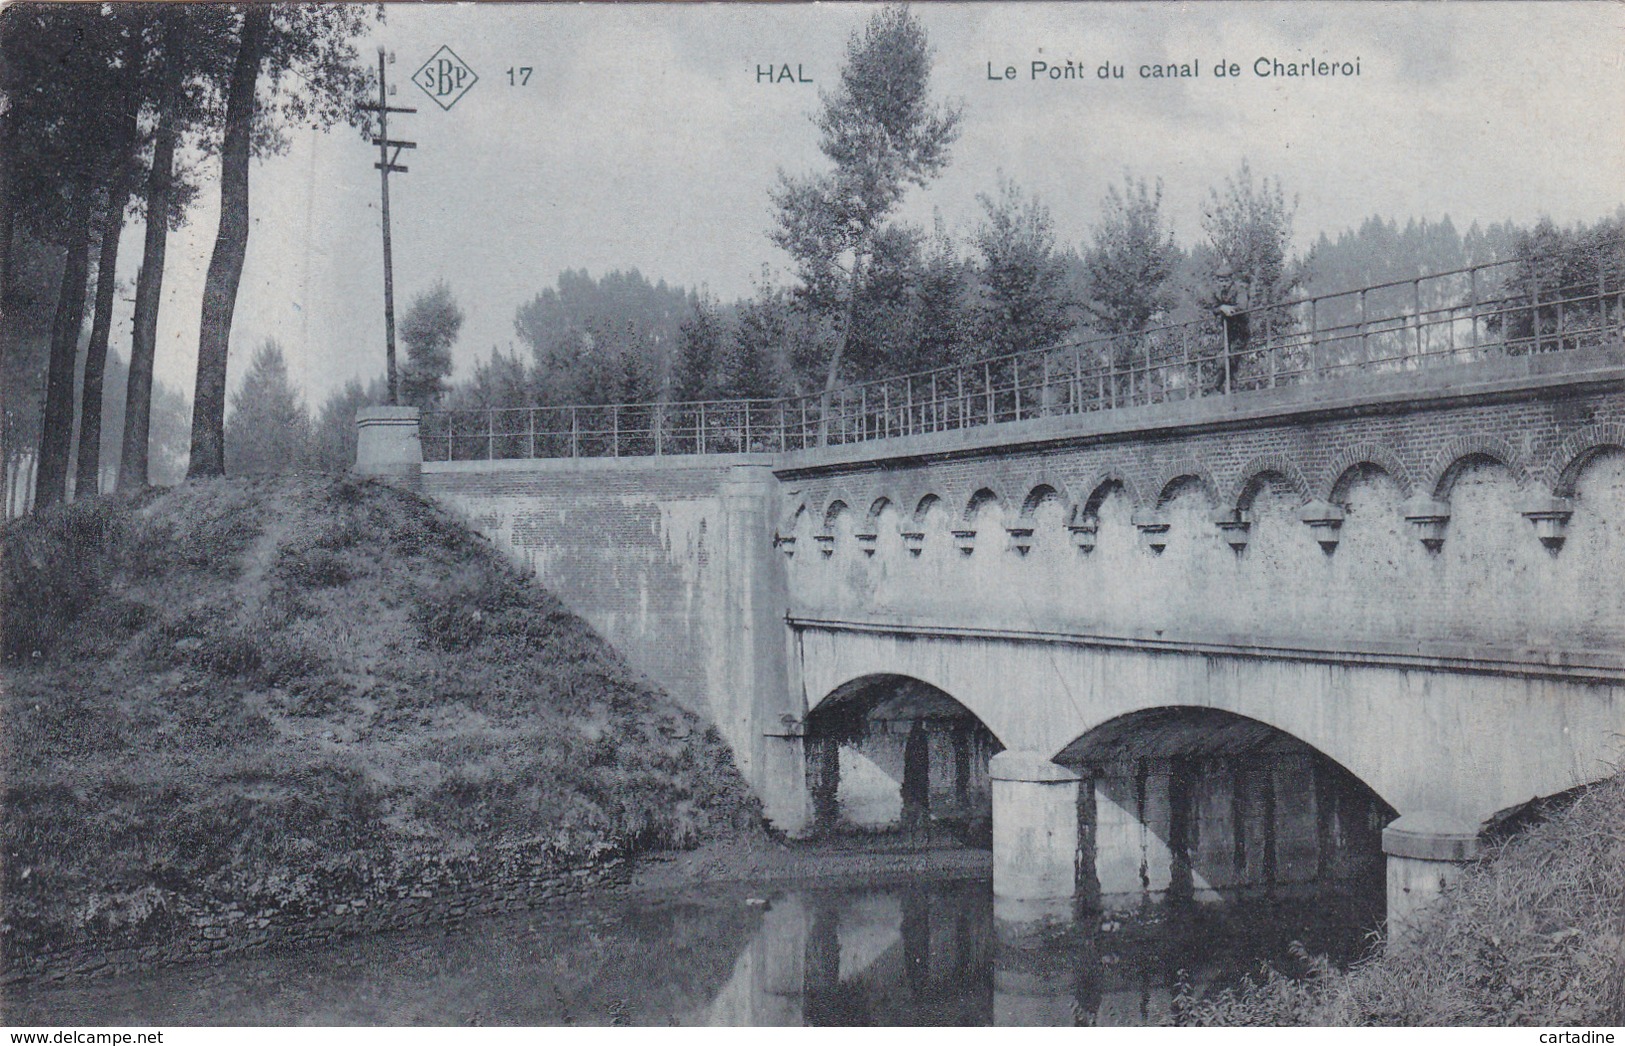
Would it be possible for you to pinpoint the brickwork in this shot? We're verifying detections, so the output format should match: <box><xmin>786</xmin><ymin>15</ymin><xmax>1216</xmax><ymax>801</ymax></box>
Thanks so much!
<box><xmin>782</xmin><ymin>382</ymin><xmax>1625</xmax><ymax>655</ymax></box>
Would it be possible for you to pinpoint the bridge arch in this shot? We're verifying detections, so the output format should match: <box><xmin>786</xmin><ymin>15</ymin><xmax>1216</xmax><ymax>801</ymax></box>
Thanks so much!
<box><xmin>819</xmin><ymin>489</ymin><xmax>858</xmax><ymax>531</ymax></box>
<box><xmin>961</xmin><ymin>484</ymin><xmax>1010</xmax><ymax>524</ymax></box>
<box><xmin>803</xmin><ymin>672</ymin><xmax>1004</xmax><ymax>838</ymax></box>
<box><xmin>1153</xmin><ymin>465</ymin><xmax>1220</xmax><ymax>509</ymax></box>
<box><xmin>1053</xmin><ymin>706</ymin><xmax>1395</xmax><ymax>906</ymax></box>
<box><xmin>1016</xmin><ymin>472</ymin><xmax>1077</xmax><ymax>518</ymax></box>
<box><xmin>862</xmin><ymin>491</ymin><xmax>905</xmax><ymax>539</ymax></box>
<box><xmin>911</xmin><ymin>491</ymin><xmax>943</xmax><ymax>524</ymax></box>
<box><xmin>778</xmin><ymin>500</ymin><xmax>809</xmax><ymax>541</ymax></box>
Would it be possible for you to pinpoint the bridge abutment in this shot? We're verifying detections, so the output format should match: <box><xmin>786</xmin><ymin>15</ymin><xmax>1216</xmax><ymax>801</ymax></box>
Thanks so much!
<box><xmin>989</xmin><ymin>751</ymin><xmax>1081</xmax><ymax>924</ymax></box>
<box><xmin>719</xmin><ymin>463</ymin><xmax>808</xmax><ymax>833</ymax></box>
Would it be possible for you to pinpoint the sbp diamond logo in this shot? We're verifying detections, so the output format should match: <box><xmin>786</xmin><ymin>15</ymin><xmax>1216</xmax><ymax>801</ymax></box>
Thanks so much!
<box><xmin>414</xmin><ymin>46</ymin><xmax>477</xmax><ymax>110</ymax></box>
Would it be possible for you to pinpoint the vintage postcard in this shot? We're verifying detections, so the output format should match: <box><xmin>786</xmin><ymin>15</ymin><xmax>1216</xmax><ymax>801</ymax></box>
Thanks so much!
<box><xmin>2</xmin><ymin>0</ymin><xmax>1622</xmax><ymax>1033</ymax></box>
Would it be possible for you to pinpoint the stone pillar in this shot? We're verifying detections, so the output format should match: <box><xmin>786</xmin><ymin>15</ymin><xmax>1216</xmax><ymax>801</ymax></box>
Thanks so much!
<box><xmin>990</xmin><ymin>750</ymin><xmax>1081</xmax><ymax>923</ymax></box>
<box><xmin>718</xmin><ymin>463</ymin><xmax>805</xmax><ymax>833</ymax></box>
<box><xmin>354</xmin><ymin>405</ymin><xmax>422</xmax><ymax>486</ymax></box>
<box><xmin>1381</xmin><ymin>811</ymin><xmax>1480</xmax><ymax>946</ymax></box>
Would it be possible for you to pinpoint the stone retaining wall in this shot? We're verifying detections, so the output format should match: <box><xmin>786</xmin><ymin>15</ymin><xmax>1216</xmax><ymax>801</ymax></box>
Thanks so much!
<box><xmin>3</xmin><ymin>845</ymin><xmax>629</xmax><ymax>985</ymax></box>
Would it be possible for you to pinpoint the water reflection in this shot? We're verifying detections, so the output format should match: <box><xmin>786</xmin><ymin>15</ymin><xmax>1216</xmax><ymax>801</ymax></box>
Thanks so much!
<box><xmin>712</xmin><ymin>876</ymin><xmax>1380</xmax><ymax>1026</ymax></box>
<box><xmin>5</xmin><ymin>873</ymin><xmax>1380</xmax><ymax>1026</ymax></box>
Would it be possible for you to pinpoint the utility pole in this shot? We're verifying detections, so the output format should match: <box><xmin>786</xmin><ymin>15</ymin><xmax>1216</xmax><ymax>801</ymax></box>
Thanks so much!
<box><xmin>359</xmin><ymin>48</ymin><xmax>417</xmax><ymax>406</ymax></box>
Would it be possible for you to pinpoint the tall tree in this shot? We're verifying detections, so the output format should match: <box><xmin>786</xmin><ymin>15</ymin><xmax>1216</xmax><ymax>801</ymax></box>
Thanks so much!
<box><xmin>906</xmin><ymin>221</ymin><xmax>973</xmax><ymax>373</ymax></box>
<box><xmin>970</xmin><ymin>178</ymin><xmax>1074</xmax><ymax>359</ymax></box>
<box><xmin>1492</xmin><ymin>215</ymin><xmax>1625</xmax><ymax>351</ymax></box>
<box><xmin>4</xmin><ymin>6</ymin><xmax>136</xmax><ymax>507</ymax></box>
<box><xmin>673</xmin><ymin>295</ymin><xmax>730</xmax><ymax>402</ymax></box>
<box><xmin>224</xmin><ymin>340</ymin><xmax>310</xmax><ymax>475</ymax></box>
<box><xmin>1200</xmin><ymin>159</ymin><xmax>1309</xmax><ymax>314</ymax></box>
<box><xmin>845</xmin><ymin>223</ymin><xmax>929</xmax><ymax>382</ymax></box>
<box><xmin>729</xmin><ymin>290</ymin><xmax>793</xmax><ymax>401</ymax></box>
<box><xmin>76</xmin><ymin>23</ymin><xmax>146</xmax><ymax>497</ymax></box>
<box><xmin>1084</xmin><ymin>174</ymin><xmax>1180</xmax><ymax>335</ymax></box>
<box><xmin>770</xmin><ymin>4</ymin><xmax>961</xmax><ymax>391</ymax></box>
<box><xmin>447</xmin><ymin>348</ymin><xmax>529</xmax><ymax>411</ymax></box>
<box><xmin>119</xmin><ymin>10</ymin><xmax>195</xmax><ymax>491</ymax></box>
<box><xmin>400</xmin><ymin>280</ymin><xmax>465</xmax><ymax>408</ymax></box>
<box><xmin>33</xmin><ymin>189</ymin><xmax>93</xmax><ymax>508</ymax></box>
<box><xmin>514</xmin><ymin>269</ymin><xmax>694</xmax><ymax>405</ymax></box>
<box><xmin>188</xmin><ymin>4</ymin><xmax>373</xmax><ymax>478</ymax></box>
<box><xmin>309</xmin><ymin>375</ymin><xmax>387</xmax><ymax>471</ymax></box>
<box><xmin>188</xmin><ymin>5</ymin><xmax>270</xmax><ymax>479</ymax></box>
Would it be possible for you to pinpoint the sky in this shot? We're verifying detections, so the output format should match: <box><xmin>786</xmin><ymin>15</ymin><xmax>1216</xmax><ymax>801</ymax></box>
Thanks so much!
<box><xmin>118</xmin><ymin>1</ymin><xmax>1625</xmax><ymax>409</ymax></box>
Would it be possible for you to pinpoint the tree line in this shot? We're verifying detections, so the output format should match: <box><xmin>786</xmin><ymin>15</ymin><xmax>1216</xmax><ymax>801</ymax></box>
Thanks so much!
<box><xmin>1</xmin><ymin>3</ymin><xmax>374</xmax><ymax>511</ymax></box>
<box><xmin>409</xmin><ymin>7</ymin><xmax>1618</xmax><ymax>423</ymax></box>
<box><xmin>8</xmin><ymin>4</ymin><xmax>1618</xmax><ymax>493</ymax></box>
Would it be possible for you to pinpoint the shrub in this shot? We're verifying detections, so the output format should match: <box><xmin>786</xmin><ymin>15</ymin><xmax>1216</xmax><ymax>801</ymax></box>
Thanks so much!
<box><xmin>1</xmin><ymin>498</ymin><xmax>126</xmax><ymax>660</ymax></box>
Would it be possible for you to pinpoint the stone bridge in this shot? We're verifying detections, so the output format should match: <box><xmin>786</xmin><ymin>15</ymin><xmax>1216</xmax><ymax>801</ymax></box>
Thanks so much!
<box><xmin>360</xmin><ymin>343</ymin><xmax>1625</xmax><ymax>932</ymax></box>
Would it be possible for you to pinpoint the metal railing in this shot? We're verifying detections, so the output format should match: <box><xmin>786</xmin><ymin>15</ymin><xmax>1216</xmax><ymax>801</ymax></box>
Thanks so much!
<box><xmin>420</xmin><ymin>240</ymin><xmax>1625</xmax><ymax>461</ymax></box>
<box><xmin>420</xmin><ymin>399</ymin><xmax>789</xmax><ymax>461</ymax></box>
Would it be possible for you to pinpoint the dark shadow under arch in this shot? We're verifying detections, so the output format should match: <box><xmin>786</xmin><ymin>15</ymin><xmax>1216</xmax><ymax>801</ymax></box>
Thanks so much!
<box><xmin>1056</xmin><ymin>707</ymin><xmax>1397</xmax><ymax>911</ymax></box>
<box><xmin>806</xmin><ymin>674</ymin><xmax>1004</xmax><ymax>843</ymax></box>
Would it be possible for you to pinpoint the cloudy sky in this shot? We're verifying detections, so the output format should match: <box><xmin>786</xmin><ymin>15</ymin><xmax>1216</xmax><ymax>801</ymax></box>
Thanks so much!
<box><xmin>124</xmin><ymin>1</ymin><xmax>1625</xmax><ymax>409</ymax></box>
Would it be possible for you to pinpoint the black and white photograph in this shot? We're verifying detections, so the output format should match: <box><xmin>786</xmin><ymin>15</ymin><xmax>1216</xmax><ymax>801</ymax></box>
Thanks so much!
<box><xmin>2</xmin><ymin>0</ymin><xmax>1623</xmax><ymax>1031</ymax></box>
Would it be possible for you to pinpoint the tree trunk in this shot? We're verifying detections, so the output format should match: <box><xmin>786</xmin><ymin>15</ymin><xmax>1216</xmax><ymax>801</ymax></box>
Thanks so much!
<box><xmin>119</xmin><ymin>19</ymin><xmax>184</xmax><ymax>492</ymax></box>
<box><xmin>188</xmin><ymin>6</ymin><xmax>268</xmax><ymax>479</ymax></box>
<box><xmin>33</xmin><ymin>189</ymin><xmax>94</xmax><ymax>509</ymax></box>
<box><xmin>818</xmin><ymin>251</ymin><xmax>867</xmax><ymax>446</ymax></box>
<box><xmin>76</xmin><ymin>174</ymin><xmax>135</xmax><ymax>498</ymax></box>
<box><xmin>75</xmin><ymin>45</ymin><xmax>142</xmax><ymax>498</ymax></box>
<box><xmin>822</xmin><ymin>251</ymin><xmax>868</xmax><ymax>394</ymax></box>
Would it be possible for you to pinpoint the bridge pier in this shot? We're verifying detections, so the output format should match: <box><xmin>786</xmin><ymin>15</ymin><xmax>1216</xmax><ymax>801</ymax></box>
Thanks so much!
<box><xmin>990</xmin><ymin>750</ymin><xmax>1081</xmax><ymax>924</ymax></box>
<box><xmin>1382</xmin><ymin>812</ymin><xmax>1480</xmax><ymax>946</ymax></box>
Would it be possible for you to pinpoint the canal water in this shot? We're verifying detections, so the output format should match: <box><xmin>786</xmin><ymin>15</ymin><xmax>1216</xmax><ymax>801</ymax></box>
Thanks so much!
<box><xmin>4</xmin><ymin>871</ymin><xmax>1381</xmax><ymax>1026</ymax></box>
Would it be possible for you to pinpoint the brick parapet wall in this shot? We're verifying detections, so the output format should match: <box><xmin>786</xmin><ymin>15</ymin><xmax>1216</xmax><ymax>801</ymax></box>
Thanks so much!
<box><xmin>780</xmin><ymin>379</ymin><xmax>1625</xmax><ymax>658</ymax></box>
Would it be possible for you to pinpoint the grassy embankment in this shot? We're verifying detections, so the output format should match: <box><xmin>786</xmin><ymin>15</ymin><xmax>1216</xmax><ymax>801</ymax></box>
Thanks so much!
<box><xmin>1</xmin><ymin>474</ymin><xmax>760</xmax><ymax>967</ymax></box>
<box><xmin>1173</xmin><ymin>773</ymin><xmax>1625</xmax><ymax>1025</ymax></box>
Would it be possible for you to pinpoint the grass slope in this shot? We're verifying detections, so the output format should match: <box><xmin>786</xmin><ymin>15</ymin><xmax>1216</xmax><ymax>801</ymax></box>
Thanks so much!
<box><xmin>1</xmin><ymin>474</ymin><xmax>759</xmax><ymax>963</ymax></box>
<box><xmin>1173</xmin><ymin>773</ymin><xmax>1625</xmax><ymax>1026</ymax></box>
